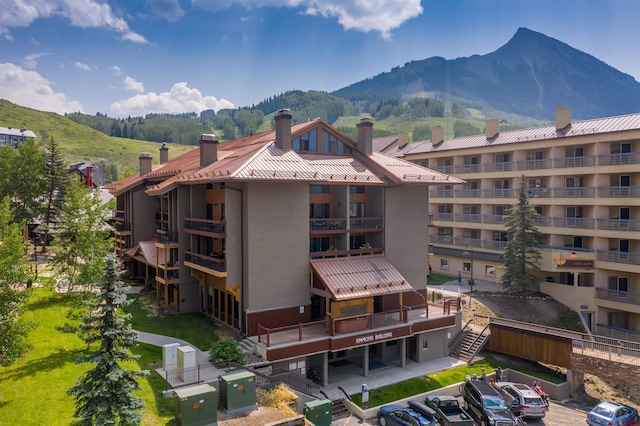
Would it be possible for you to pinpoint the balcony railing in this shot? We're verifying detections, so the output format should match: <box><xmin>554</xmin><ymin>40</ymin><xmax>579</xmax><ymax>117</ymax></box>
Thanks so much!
<box><xmin>156</xmin><ymin>230</ymin><xmax>178</xmax><ymax>245</ymax></box>
<box><xmin>454</xmin><ymin>189</ymin><xmax>481</xmax><ymax>198</ymax></box>
<box><xmin>596</xmin><ymin>250</ymin><xmax>640</xmax><ymax>266</ymax></box>
<box><xmin>350</xmin><ymin>217</ymin><xmax>383</xmax><ymax>230</ymax></box>
<box><xmin>184</xmin><ymin>218</ymin><xmax>226</xmax><ymax>234</ymax></box>
<box><xmin>554</xmin><ymin>155</ymin><xmax>596</xmax><ymax>168</ymax></box>
<box><xmin>553</xmin><ymin>187</ymin><xmax>596</xmax><ymax>198</ymax></box>
<box><xmin>598</xmin><ymin>151</ymin><xmax>640</xmax><ymax>166</ymax></box>
<box><xmin>433</xmin><ymin>212</ymin><xmax>454</xmax><ymax>221</ymax></box>
<box><xmin>184</xmin><ymin>251</ymin><xmax>226</xmax><ymax>273</ymax></box>
<box><xmin>483</xmin><ymin>188</ymin><xmax>514</xmax><ymax>198</ymax></box>
<box><xmin>597</xmin><ymin>186</ymin><xmax>640</xmax><ymax>198</ymax></box>
<box><xmin>597</xmin><ymin>218</ymin><xmax>640</xmax><ymax>232</ymax></box>
<box><xmin>309</xmin><ymin>218</ymin><xmax>347</xmax><ymax>231</ymax></box>
<box><xmin>431</xmin><ymin>189</ymin><xmax>454</xmax><ymax>198</ymax></box>
<box><xmin>310</xmin><ymin>246</ymin><xmax>383</xmax><ymax>259</ymax></box>
<box><xmin>595</xmin><ymin>324</ymin><xmax>640</xmax><ymax>344</ymax></box>
<box><xmin>113</xmin><ymin>222</ymin><xmax>131</xmax><ymax>232</ymax></box>
<box><xmin>515</xmin><ymin>158</ymin><xmax>553</xmax><ymax>171</ymax></box>
<box><xmin>483</xmin><ymin>162</ymin><xmax>513</xmax><ymax>172</ymax></box>
<box><xmin>526</xmin><ymin>188</ymin><xmax>551</xmax><ymax>198</ymax></box>
<box><xmin>453</xmin><ymin>164</ymin><xmax>481</xmax><ymax>174</ymax></box>
<box><xmin>533</xmin><ymin>216</ymin><xmax>552</xmax><ymax>227</ymax></box>
<box><xmin>552</xmin><ymin>217</ymin><xmax>595</xmax><ymax>229</ymax></box>
<box><xmin>454</xmin><ymin>213</ymin><xmax>482</xmax><ymax>223</ymax></box>
<box><xmin>432</xmin><ymin>165</ymin><xmax>454</xmax><ymax>174</ymax></box>
<box><xmin>595</xmin><ymin>288</ymin><xmax>640</xmax><ymax>307</ymax></box>
<box><xmin>482</xmin><ymin>214</ymin><xmax>505</xmax><ymax>224</ymax></box>
<box><xmin>156</xmin><ymin>211</ymin><xmax>169</xmax><ymax>222</ymax></box>
<box><xmin>112</xmin><ymin>209</ymin><xmax>125</xmax><ymax>220</ymax></box>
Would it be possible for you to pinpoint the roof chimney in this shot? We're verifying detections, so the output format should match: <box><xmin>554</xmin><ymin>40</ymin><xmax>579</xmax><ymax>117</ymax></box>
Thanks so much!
<box><xmin>556</xmin><ymin>107</ymin><xmax>571</xmax><ymax>130</ymax></box>
<box><xmin>431</xmin><ymin>127</ymin><xmax>444</xmax><ymax>145</ymax></box>
<box><xmin>275</xmin><ymin>109</ymin><xmax>292</xmax><ymax>150</ymax></box>
<box><xmin>200</xmin><ymin>134</ymin><xmax>218</xmax><ymax>167</ymax></box>
<box><xmin>86</xmin><ymin>164</ymin><xmax>93</xmax><ymax>188</ymax></box>
<box><xmin>139</xmin><ymin>152</ymin><xmax>152</xmax><ymax>176</ymax></box>
<box><xmin>398</xmin><ymin>132</ymin><xmax>409</xmax><ymax>147</ymax></box>
<box><xmin>485</xmin><ymin>119</ymin><xmax>499</xmax><ymax>139</ymax></box>
<box><xmin>356</xmin><ymin>117</ymin><xmax>374</xmax><ymax>156</ymax></box>
<box><xmin>160</xmin><ymin>142</ymin><xmax>169</xmax><ymax>164</ymax></box>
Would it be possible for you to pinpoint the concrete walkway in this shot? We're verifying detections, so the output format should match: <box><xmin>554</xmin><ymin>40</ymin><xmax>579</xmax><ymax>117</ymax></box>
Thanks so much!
<box><xmin>428</xmin><ymin>277</ymin><xmax>506</xmax><ymax>297</ymax></box>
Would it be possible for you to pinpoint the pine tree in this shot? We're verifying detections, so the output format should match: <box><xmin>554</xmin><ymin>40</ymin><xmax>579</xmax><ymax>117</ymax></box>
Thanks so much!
<box><xmin>67</xmin><ymin>256</ymin><xmax>148</xmax><ymax>425</ymax></box>
<box><xmin>0</xmin><ymin>197</ymin><xmax>35</xmax><ymax>366</ymax></box>
<box><xmin>42</xmin><ymin>136</ymin><xmax>70</xmax><ymax>251</ymax></box>
<box><xmin>500</xmin><ymin>175</ymin><xmax>542</xmax><ymax>293</ymax></box>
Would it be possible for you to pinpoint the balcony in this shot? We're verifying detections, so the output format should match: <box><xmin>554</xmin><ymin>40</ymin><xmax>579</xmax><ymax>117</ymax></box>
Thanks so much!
<box><xmin>483</xmin><ymin>162</ymin><xmax>513</xmax><ymax>173</ymax></box>
<box><xmin>310</xmin><ymin>218</ymin><xmax>347</xmax><ymax>232</ymax></box>
<box><xmin>596</xmin><ymin>250</ymin><xmax>640</xmax><ymax>266</ymax></box>
<box><xmin>596</xmin><ymin>324</ymin><xmax>640</xmax><ymax>344</ymax></box>
<box><xmin>350</xmin><ymin>217</ymin><xmax>383</xmax><ymax>231</ymax></box>
<box><xmin>184</xmin><ymin>218</ymin><xmax>226</xmax><ymax>236</ymax></box>
<box><xmin>431</xmin><ymin>189</ymin><xmax>454</xmax><ymax>198</ymax></box>
<box><xmin>595</xmin><ymin>288</ymin><xmax>640</xmax><ymax>307</ymax></box>
<box><xmin>112</xmin><ymin>209</ymin><xmax>125</xmax><ymax>221</ymax></box>
<box><xmin>454</xmin><ymin>189</ymin><xmax>481</xmax><ymax>198</ymax></box>
<box><xmin>184</xmin><ymin>251</ymin><xmax>226</xmax><ymax>276</ymax></box>
<box><xmin>482</xmin><ymin>188</ymin><xmax>514</xmax><ymax>198</ymax></box>
<box><xmin>253</xmin><ymin>300</ymin><xmax>461</xmax><ymax>360</ymax></box>
<box><xmin>553</xmin><ymin>187</ymin><xmax>596</xmax><ymax>198</ymax></box>
<box><xmin>113</xmin><ymin>222</ymin><xmax>131</xmax><ymax>234</ymax></box>
<box><xmin>310</xmin><ymin>246</ymin><xmax>383</xmax><ymax>259</ymax></box>
<box><xmin>597</xmin><ymin>186</ymin><xmax>640</xmax><ymax>198</ymax></box>
<box><xmin>552</xmin><ymin>217</ymin><xmax>595</xmax><ymax>229</ymax></box>
<box><xmin>156</xmin><ymin>211</ymin><xmax>169</xmax><ymax>223</ymax></box>
<box><xmin>156</xmin><ymin>267</ymin><xmax>179</xmax><ymax>284</ymax></box>
<box><xmin>432</xmin><ymin>165</ymin><xmax>454</xmax><ymax>174</ymax></box>
<box><xmin>515</xmin><ymin>158</ymin><xmax>553</xmax><ymax>171</ymax></box>
<box><xmin>453</xmin><ymin>164</ymin><xmax>481</xmax><ymax>174</ymax></box>
<box><xmin>597</xmin><ymin>218</ymin><xmax>640</xmax><ymax>232</ymax></box>
<box><xmin>453</xmin><ymin>213</ymin><xmax>482</xmax><ymax>224</ymax></box>
<box><xmin>598</xmin><ymin>151</ymin><xmax>640</xmax><ymax>166</ymax></box>
<box><xmin>554</xmin><ymin>155</ymin><xmax>596</xmax><ymax>168</ymax></box>
<box><xmin>156</xmin><ymin>230</ymin><xmax>178</xmax><ymax>245</ymax></box>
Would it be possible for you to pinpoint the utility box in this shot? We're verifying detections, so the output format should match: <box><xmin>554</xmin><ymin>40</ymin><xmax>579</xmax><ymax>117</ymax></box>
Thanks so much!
<box><xmin>218</xmin><ymin>371</ymin><xmax>258</xmax><ymax>413</ymax></box>
<box><xmin>174</xmin><ymin>384</ymin><xmax>217</xmax><ymax>426</ymax></box>
<box><xmin>163</xmin><ymin>343</ymin><xmax>181</xmax><ymax>370</ymax></box>
<box><xmin>304</xmin><ymin>399</ymin><xmax>332</xmax><ymax>426</ymax></box>
<box><xmin>177</xmin><ymin>345</ymin><xmax>197</xmax><ymax>382</ymax></box>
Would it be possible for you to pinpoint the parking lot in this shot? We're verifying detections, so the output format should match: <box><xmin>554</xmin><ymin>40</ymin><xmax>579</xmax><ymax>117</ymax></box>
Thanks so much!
<box><xmin>334</xmin><ymin>399</ymin><xmax>590</xmax><ymax>425</ymax></box>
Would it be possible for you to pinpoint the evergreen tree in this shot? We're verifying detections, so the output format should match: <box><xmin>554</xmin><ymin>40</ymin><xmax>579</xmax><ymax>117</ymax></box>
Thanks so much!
<box><xmin>42</xmin><ymin>136</ymin><xmax>70</xmax><ymax>251</ymax></box>
<box><xmin>50</xmin><ymin>180</ymin><xmax>114</xmax><ymax>295</ymax></box>
<box><xmin>0</xmin><ymin>197</ymin><xmax>35</xmax><ymax>366</ymax></box>
<box><xmin>500</xmin><ymin>175</ymin><xmax>542</xmax><ymax>293</ymax></box>
<box><xmin>67</xmin><ymin>256</ymin><xmax>148</xmax><ymax>425</ymax></box>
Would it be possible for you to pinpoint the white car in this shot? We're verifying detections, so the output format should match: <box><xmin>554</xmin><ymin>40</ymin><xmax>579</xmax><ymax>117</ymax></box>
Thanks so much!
<box><xmin>494</xmin><ymin>382</ymin><xmax>549</xmax><ymax>419</ymax></box>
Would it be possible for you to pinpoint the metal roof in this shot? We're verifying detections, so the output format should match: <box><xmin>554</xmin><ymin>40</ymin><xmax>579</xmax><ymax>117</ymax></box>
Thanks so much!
<box><xmin>311</xmin><ymin>254</ymin><xmax>415</xmax><ymax>301</ymax></box>
<box><xmin>0</xmin><ymin>126</ymin><xmax>36</xmax><ymax>138</ymax></box>
<box><xmin>402</xmin><ymin>112</ymin><xmax>640</xmax><ymax>155</ymax></box>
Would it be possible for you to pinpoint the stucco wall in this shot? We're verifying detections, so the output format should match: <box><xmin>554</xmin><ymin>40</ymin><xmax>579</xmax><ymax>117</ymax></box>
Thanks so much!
<box><xmin>245</xmin><ymin>181</ymin><xmax>310</xmax><ymax>311</ymax></box>
<box><xmin>384</xmin><ymin>185</ymin><xmax>429</xmax><ymax>290</ymax></box>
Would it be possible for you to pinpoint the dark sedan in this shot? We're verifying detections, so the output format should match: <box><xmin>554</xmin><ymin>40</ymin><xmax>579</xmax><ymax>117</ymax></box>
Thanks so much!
<box><xmin>377</xmin><ymin>404</ymin><xmax>438</xmax><ymax>426</ymax></box>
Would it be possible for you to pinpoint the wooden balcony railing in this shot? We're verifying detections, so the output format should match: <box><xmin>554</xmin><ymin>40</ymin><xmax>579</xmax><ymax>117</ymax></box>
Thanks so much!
<box><xmin>184</xmin><ymin>251</ymin><xmax>226</xmax><ymax>273</ymax></box>
<box><xmin>156</xmin><ymin>230</ymin><xmax>178</xmax><ymax>245</ymax></box>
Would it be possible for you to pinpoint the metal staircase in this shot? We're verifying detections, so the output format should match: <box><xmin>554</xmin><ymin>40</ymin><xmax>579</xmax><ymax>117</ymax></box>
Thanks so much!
<box><xmin>450</xmin><ymin>326</ymin><xmax>490</xmax><ymax>363</ymax></box>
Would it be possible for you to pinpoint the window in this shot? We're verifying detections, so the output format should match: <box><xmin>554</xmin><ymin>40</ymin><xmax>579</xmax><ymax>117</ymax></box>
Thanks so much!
<box><xmin>610</xmin><ymin>207</ymin><xmax>630</xmax><ymax>220</ymax></box>
<box><xmin>310</xmin><ymin>203</ymin><xmax>330</xmax><ymax>218</ymax></box>
<box><xmin>438</xmin><ymin>204</ymin><xmax>453</xmax><ymax>213</ymax></box>
<box><xmin>349</xmin><ymin>202</ymin><xmax>365</xmax><ymax>218</ymax></box>
<box><xmin>463</xmin><ymin>262</ymin><xmax>471</xmax><ymax>272</ymax></box>
<box><xmin>463</xmin><ymin>204</ymin><xmax>480</xmax><ymax>214</ymax></box>
<box><xmin>566</xmin><ymin>146</ymin><xmax>584</xmax><ymax>157</ymax></box>
<box><xmin>566</xmin><ymin>206</ymin><xmax>583</xmax><ymax>218</ymax></box>
<box><xmin>495</xmin><ymin>153</ymin><xmax>509</xmax><ymax>163</ymax></box>
<box><xmin>310</xmin><ymin>185</ymin><xmax>330</xmax><ymax>194</ymax></box>
<box><xmin>485</xmin><ymin>265</ymin><xmax>496</xmax><ymax>276</ymax></box>
<box><xmin>310</xmin><ymin>237</ymin><xmax>330</xmax><ymax>252</ymax></box>
<box><xmin>493</xmin><ymin>179</ymin><xmax>509</xmax><ymax>189</ymax></box>
<box><xmin>438</xmin><ymin>227</ymin><xmax>453</xmax><ymax>237</ymax></box>
<box><xmin>494</xmin><ymin>205</ymin><xmax>510</xmax><ymax>216</ymax></box>
<box><xmin>493</xmin><ymin>231</ymin><xmax>508</xmax><ymax>242</ymax></box>
<box><xmin>527</xmin><ymin>150</ymin><xmax>544</xmax><ymax>161</ymax></box>
<box><xmin>422</xmin><ymin>339</ymin><xmax>428</xmax><ymax>350</ymax></box>
<box><xmin>463</xmin><ymin>228</ymin><xmax>480</xmax><ymax>239</ymax></box>
<box><xmin>440</xmin><ymin>258</ymin><xmax>449</xmax><ymax>269</ymax></box>
<box><xmin>611</xmin><ymin>143</ymin><xmax>631</xmax><ymax>154</ymax></box>
<box><xmin>321</xmin><ymin>130</ymin><xmax>351</xmax><ymax>153</ymax></box>
<box><xmin>419</xmin><ymin>160</ymin><xmax>427</xmax><ymax>167</ymax></box>
<box><xmin>293</xmin><ymin>130</ymin><xmax>317</xmax><ymax>152</ymax></box>
<box><xmin>565</xmin><ymin>176</ymin><xmax>582</xmax><ymax>187</ymax></box>
<box><xmin>608</xmin><ymin>276</ymin><xmax>629</xmax><ymax>292</ymax></box>
<box><xmin>464</xmin><ymin>180</ymin><xmax>480</xmax><ymax>190</ymax></box>
<box><xmin>350</xmin><ymin>235</ymin><xmax>366</xmax><ymax>249</ymax></box>
<box><xmin>349</xmin><ymin>185</ymin><xmax>365</xmax><ymax>194</ymax></box>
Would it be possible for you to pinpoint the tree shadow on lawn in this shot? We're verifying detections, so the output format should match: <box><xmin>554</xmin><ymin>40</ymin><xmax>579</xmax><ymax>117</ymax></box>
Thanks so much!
<box><xmin>0</xmin><ymin>347</ymin><xmax>86</xmax><ymax>383</ymax></box>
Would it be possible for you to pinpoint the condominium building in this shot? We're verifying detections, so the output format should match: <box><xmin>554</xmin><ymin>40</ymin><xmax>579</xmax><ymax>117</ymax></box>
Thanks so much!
<box><xmin>105</xmin><ymin>111</ymin><xmax>465</xmax><ymax>384</ymax></box>
<box><xmin>0</xmin><ymin>126</ymin><xmax>36</xmax><ymax>148</ymax></box>
<box><xmin>383</xmin><ymin>107</ymin><xmax>640</xmax><ymax>343</ymax></box>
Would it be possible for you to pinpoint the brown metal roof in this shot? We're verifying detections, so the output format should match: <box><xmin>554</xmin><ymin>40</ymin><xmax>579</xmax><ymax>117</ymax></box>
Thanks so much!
<box><xmin>403</xmin><ymin>112</ymin><xmax>640</xmax><ymax>155</ymax></box>
<box><xmin>311</xmin><ymin>255</ymin><xmax>415</xmax><ymax>301</ymax></box>
<box><xmin>368</xmin><ymin>152</ymin><xmax>464</xmax><ymax>184</ymax></box>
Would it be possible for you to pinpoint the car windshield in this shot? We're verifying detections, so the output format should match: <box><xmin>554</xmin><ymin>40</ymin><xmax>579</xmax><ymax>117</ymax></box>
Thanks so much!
<box><xmin>483</xmin><ymin>396</ymin><xmax>508</xmax><ymax>410</ymax></box>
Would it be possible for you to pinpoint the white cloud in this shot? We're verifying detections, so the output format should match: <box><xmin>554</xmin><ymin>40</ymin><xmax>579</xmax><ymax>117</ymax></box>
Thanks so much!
<box><xmin>0</xmin><ymin>63</ymin><xmax>84</xmax><ymax>114</ymax></box>
<box><xmin>75</xmin><ymin>61</ymin><xmax>93</xmax><ymax>71</ymax></box>
<box><xmin>145</xmin><ymin>0</ymin><xmax>185</xmax><ymax>21</ymax></box>
<box><xmin>110</xmin><ymin>82</ymin><xmax>234</xmax><ymax>116</ymax></box>
<box><xmin>22</xmin><ymin>52</ymin><xmax>51</xmax><ymax>69</ymax></box>
<box><xmin>0</xmin><ymin>0</ymin><xmax>148</xmax><ymax>43</ymax></box>
<box><xmin>110</xmin><ymin>65</ymin><xmax>123</xmax><ymax>76</ymax></box>
<box><xmin>191</xmin><ymin>0</ymin><xmax>423</xmax><ymax>39</ymax></box>
<box><xmin>123</xmin><ymin>75</ymin><xmax>144</xmax><ymax>92</ymax></box>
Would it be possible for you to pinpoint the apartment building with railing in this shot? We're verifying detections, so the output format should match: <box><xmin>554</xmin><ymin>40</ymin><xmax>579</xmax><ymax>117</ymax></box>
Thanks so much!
<box><xmin>105</xmin><ymin>111</ymin><xmax>466</xmax><ymax>384</ymax></box>
<box><xmin>383</xmin><ymin>107</ymin><xmax>640</xmax><ymax>343</ymax></box>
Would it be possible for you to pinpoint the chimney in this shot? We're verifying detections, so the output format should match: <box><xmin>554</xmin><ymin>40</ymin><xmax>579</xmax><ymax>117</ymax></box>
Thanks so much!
<box><xmin>86</xmin><ymin>164</ymin><xmax>93</xmax><ymax>188</ymax></box>
<box><xmin>556</xmin><ymin>107</ymin><xmax>571</xmax><ymax>130</ymax></box>
<box><xmin>160</xmin><ymin>142</ymin><xmax>169</xmax><ymax>164</ymax></box>
<box><xmin>431</xmin><ymin>127</ymin><xmax>444</xmax><ymax>145</ymax></box>
<box><xmin>485</xmin><ymin>119</ymin><xmax>499</xmax><ymax>139</ymax></box>
<box><xmin>275</xmin><ymin>109</ymin><xmax>292</xmax><ymax>150</ymax></box>
<box><xmin>397</xmin><ymin>132</ymin><xmax>409</xmax><ymax>147</ymax></box>
<box><xmin>200</xmin><ymin>134</ymin><xmax>218</xmax><ymax>167</ymax></box>
<box><xmin>356</xmin><ymin>117</ymin><xmax>374</xmax><ymax>156</ymax></box>
<box><xmin>139</xmin><ymin>152</ymin><xmax>152</xmax><ymax>176</ymax></box>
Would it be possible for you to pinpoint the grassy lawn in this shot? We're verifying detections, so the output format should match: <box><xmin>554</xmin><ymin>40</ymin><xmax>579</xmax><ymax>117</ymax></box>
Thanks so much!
<box><xmin>427</xmin><ymin>272</ymin><xmax>456</xmax><ymax>286</ymax></box>
<box><xmin>350</xmin><ymin>355</ymin><xmax>565</xmax><ymax>408</ymax></box>
<box><xmin>0</xmin><ymin>287</ymin><xmax>221</xmax><ymax>425</ymax></box>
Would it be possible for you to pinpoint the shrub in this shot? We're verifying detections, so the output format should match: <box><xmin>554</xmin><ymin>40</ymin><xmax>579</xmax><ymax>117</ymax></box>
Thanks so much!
<box><xmin>257</xmin><ymin>384</ymin><xmax>297</xmax><ymax>417</ymax></box>
<box><xmin>208</xmin><ymin>338</ymin><xmax>245</xmax><ymax>364</ymax></box>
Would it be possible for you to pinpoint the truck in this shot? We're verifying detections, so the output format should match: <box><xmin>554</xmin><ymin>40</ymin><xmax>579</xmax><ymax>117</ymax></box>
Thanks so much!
<box><xmin>423</xmin><ymin>395</ymin><xmax>475</xmax><ymax>426</ymax></box>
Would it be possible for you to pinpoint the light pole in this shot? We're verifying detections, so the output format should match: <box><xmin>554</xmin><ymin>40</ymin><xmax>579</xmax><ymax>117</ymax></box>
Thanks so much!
<box><xmin>463</xmin><ymin>245</ymin><xmax>474</xmax><ymax>293</ymax></box>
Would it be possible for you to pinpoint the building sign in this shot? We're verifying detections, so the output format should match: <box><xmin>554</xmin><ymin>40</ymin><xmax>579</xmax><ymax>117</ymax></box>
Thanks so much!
<box><xmin>355</xmin><ymin>331</ymin><xmax>393</xmax><ymax>345</ymax></box>
<box><xmin>559</xmin><ymin>259</ymin><xmax>594</xmax><ymax>269</ymax></box>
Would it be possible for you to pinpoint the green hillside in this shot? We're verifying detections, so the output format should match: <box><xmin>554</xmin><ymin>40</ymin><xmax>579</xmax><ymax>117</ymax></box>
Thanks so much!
<box><xmin>0</xmin><ymin>99</ymin><xmax>194</xmax><ymax>175</ymax></box>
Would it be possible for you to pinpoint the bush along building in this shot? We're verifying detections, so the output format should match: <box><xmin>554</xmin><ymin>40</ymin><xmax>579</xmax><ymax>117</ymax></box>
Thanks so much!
<box><xmin>383</xmin><ymin>107</ymin><xmax>640</xmax><ymax>343</ymax></box>
<box><xmin>105</xmin><ymin>110</ymin><xmax>465</xmax><ymax>384</ymax></box>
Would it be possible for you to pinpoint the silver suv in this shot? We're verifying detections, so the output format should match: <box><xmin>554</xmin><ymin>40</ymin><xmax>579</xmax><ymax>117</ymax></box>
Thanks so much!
<box><xmin>494</xmin><ymin>382</ymin><xmax>548</xmax><ymax>419</ymax></box>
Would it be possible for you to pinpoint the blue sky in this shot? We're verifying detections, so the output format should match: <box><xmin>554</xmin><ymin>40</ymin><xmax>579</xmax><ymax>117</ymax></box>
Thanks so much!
<box><xmin>1</xmin><ymin>0</ymin><xmax>639</xmax><ymax>117</ymax></box>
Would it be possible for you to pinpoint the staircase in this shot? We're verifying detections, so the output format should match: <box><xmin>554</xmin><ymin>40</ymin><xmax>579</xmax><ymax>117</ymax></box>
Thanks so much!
<box><xmin>450</xmin><ymin>329</ymin><xmax>490</xmax><ymax>363</ymax></box>
<box><xmin>331</xmin><ymin>399</ymin><xmax>350</xmax><ymax>421</ymax></box>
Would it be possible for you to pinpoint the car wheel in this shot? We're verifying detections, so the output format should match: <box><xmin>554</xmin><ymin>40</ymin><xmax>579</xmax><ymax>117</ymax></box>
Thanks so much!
<box><xmin>378</xmin><ymin>415</ymin><xmax>387</xmax><ymax>426</ymax></box>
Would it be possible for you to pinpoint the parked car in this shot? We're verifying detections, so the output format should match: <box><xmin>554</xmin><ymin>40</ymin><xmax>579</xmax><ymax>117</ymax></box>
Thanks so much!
<box><xmin>461</xmin><ymin>379</ymin><xmax>517</xmax><ymax>426</ymax></box>
<box><xmin>423</xmin><ymin>395</ymin><xmax>475</xmax><ymax>426</ymax></box>
<box><xmin>494</xmin><ymin>382</ymin><xmax>548</xmax><ymax>419</ymax></box>
<box><xmin>586</xmin><ymin>401</ymin><xmax>638</xmax><ymax>426</ymax></box>
<box><xmin>377</xmin><ymin>403</ymin><xmax>439</xmax><ymax>426</ymax></box>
